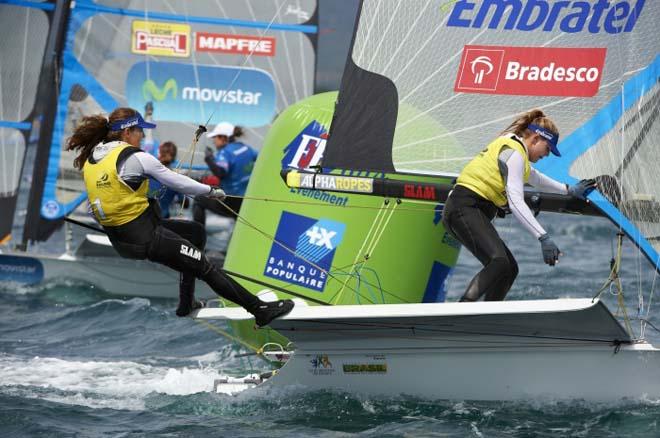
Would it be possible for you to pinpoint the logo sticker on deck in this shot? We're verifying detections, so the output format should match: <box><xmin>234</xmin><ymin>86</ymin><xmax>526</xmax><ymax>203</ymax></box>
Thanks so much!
<box><xmin>264</xmin><ymin>211</ymin><xmax>345</xmax><ymax>292</ymax></box>
<box><xmin>309</xmin><ymin>354</ymin><xmax>334</xmax><ymax>375</ymax></box>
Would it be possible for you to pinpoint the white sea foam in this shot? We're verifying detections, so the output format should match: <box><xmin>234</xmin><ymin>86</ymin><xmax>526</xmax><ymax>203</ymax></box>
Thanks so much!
<box><xmin>0</xmin><ymin>355</ymin><xmax>225</xmax><ymax>410</ymax></box>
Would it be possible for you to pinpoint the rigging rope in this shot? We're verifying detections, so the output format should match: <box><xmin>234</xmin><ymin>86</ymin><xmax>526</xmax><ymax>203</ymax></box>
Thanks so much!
<box><xmin>592</xmin><ymin>231</ymin><xmax>634</xmax><ymax>337</ymax></box>
<box><xmin>332</xmin><ymin>198</ymin><xmax>399</xmax><ymax>304</ymax></box>
<box><xmin>214</xmin><ymin>197</ymin><xmax>413</xmax><ymax>304</ymax></box>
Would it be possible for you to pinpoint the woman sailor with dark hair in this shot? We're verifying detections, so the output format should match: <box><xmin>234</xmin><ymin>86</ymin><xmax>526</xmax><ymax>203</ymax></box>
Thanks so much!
<box><xmin>442</xmin><ymin>109</ymin><xmax>596</xmax><ymax>302</ymax></box>
<box><xmin>66</xmin><ymin>107</ymin><xmax>293</xmax><ymax>325</ymax></box>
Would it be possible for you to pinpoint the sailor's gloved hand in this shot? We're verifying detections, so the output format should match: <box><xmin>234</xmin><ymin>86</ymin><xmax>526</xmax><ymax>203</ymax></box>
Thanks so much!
<box><xmin>208</xmin><ymin>187</ymin><xmax>226</xmax><ymax>201</ymax></box>
<box><xmin>204</xmin><ymin>147</ymin><xmax>215</xmax><ymax>161</ymax></box>
<box><xmin>567</xmin><ymin>178</ymin><xmax>597</xmax><ymax>200</ymax></box>
<box><xmin>539</xmin><ymin>233</ymin><xmax>561</xmax><ymax>266</ymax></box>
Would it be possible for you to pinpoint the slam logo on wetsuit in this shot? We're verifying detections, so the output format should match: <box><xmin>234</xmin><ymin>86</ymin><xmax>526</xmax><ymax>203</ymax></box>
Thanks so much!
<box><xmin>126</xmin><ymin>61</ymin><xmax>276</xmax><ymax>126</ymax></box>
<box><xmin>281</xmin><ymin>120</ymin><xmax>327</xmax><ymax>170</ymax></box>
<box><xmin>264</xmin><ymin>211</ymin><xmax>346</xmax><ymax>292</ymax></box>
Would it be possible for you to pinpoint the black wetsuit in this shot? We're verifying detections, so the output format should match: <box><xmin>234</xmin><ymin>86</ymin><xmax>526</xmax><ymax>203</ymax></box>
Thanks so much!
<box><xmin>441</xmin><ymin>185</ymin><xmax>518</xmax><ymax>301</ymax></box>
<box><xmin>193</xmin><ymin>195</ymin><xmax>243</xmax><ymax>222</ymax></box>
<box><xmin>98</xmin><ymin>147</ymin><xmax>260</xmax><ymax>315</ymax></box>
<box><xmin>104</xmin><ymin>204</ymin><xmax>260</xmax><ymax>314</ymax></box>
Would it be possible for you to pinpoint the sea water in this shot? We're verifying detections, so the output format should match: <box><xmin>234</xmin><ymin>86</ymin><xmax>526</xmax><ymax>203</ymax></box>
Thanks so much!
<box><xmin>1</xmin><ymin>212</ymin><xmax>660</xmax><ymax>437</ymax></box>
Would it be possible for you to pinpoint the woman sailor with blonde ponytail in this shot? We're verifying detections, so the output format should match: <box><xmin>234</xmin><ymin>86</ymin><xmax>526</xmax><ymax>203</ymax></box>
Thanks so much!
<box><xmin>441</xmin><ymin>109</ymin><xmax>596</xmax><ymax>302</ymax></box>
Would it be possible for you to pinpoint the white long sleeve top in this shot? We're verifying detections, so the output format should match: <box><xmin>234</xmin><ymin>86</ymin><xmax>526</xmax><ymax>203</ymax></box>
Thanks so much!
<box><xmin>499</xmin><ymin>147</ymin><xmax>568</xmax><ymax>239</ymax></box>
<box><xmin>91</xmin><ymin>141</ymin><xmax>211</xmax><ymax>196</ymax></box>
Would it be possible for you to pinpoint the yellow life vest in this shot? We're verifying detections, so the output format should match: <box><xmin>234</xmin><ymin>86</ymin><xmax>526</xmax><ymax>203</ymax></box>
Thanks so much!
<box><xmin>82</xmin><ymin>143</ymin><xmax>149</xmax><ymax>226</ymax></box>
<box><xmin>455</xmin><ymin>135</ymin><xmax>530</xmax><ymax>207</ymax></box>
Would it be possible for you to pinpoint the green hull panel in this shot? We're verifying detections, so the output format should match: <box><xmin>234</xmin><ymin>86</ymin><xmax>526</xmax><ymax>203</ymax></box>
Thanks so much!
<box><xmin>223</xmin><ymin>92</ymin><xmax>460</xmax><ymax>351</ymax></box>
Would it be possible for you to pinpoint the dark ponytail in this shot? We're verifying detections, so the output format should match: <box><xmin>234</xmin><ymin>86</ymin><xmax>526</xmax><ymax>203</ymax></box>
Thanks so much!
<box><xmin>229</xmin><ymin>125</ymin><xmax>244</xmax><ymax>143</ymax></box>
<box><xmin>66</xmin><ymin>107</ymin><xmax>139</xmax><ymax>170</ymax></box>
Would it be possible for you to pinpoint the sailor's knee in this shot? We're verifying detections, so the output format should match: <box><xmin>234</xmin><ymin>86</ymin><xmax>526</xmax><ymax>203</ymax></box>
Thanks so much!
<box><xmin>509</xmin><ymin>258</ymin><xmax>519</xmax><ymax>280</ymax></box>
<box><xmin>490</xmin><ymin>256</ymin><xmax>517</xmax><ymax>279</ymax></box>
<box><xmin>187</xmin><ymin>220</ymin><xmax>207</xmax><ymax>248</ymax></box>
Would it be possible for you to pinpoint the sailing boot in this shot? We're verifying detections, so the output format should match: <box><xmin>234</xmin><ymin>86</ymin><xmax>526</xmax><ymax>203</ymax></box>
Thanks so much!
<box><xmin>251</xmin><ymin>299</ymin><xmax>295</xmax><ymax>327</ymax></box>
<box><xmin>198</xmin><ymin>264</ymin><xmax>294</xmax><ymax>325</ymax></box>
<box><xmin>176</xmin><ymin>272</ymin><xmax>205</xmax><ymax>317</ymax></box>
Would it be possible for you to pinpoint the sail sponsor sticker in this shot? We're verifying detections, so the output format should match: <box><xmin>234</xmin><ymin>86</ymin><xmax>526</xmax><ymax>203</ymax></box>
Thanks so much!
<box><xmin>196</xmin><ymin>32</ymin><xmax>276</xmax><ymax>56</ymax></box>
<box><xmin>126</xmin><ymin>61</ymin><xmax>275</xmax><ymax>126</ymax></box>
<box><xmin>131</xmin><ymin>20</ymin><xmax>190</xmax><ymax>57</ymax></box>
<box><xmin>264</xmin><ymin>211</ymin><xmax>346</xmax><ymax>292</ymax></box>
<box><xmin>404</xmin><ymin>183</ymin><xmax>437</xmax><ymax>201</ymax></box>
<box><xmin>282</xmin><ymin>121</ymin><xmax>328</xmax><ymax>171</ymax></box>
<box><xmin>41</xmin><ymin>200</ymin><xmax>61</xmax><ymax>219</ymax></box>
<box><xmin>454</xmin><ymin>45</ymin><xmax>607</xmax><ymax>97</ymax></box>
<box><xmin>288</xmin><ymin>174</ymin><xmax>373</xmax><ymax>194</ymax></box>
<box><xmin>0</xmin><ymin>255</ymin><xmax>44</xmax><ymax>284</ymax></box>
<box><xmin>446</xmin><ymin>0</ymin><xmax>646</xmax><ymax>35</ymax></box>
<box><xmin>283</xmin><ymin>122</ymin><xmax>351</xmax><ymax>207</ymax></box>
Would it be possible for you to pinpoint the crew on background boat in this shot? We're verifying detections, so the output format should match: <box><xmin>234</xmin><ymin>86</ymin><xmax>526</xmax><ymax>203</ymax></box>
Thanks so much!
<box><xmin>149</xmin><ymin>141</ymin><xmax>183</xmax><ymax>219</ymax></box>
<box><xmin>193</xmin><ymin>122</ymin><xmax>258</xmax><ymax>224</ymax></box>
<box><xmin>442</xmin><ymin>109</ymin><xmax>597</xmax><ymax>302</ymax></box>
<box><xmin>66</xmin><ymin>107</ymin><xmax>293</xmax><ymax>325</ymax></box>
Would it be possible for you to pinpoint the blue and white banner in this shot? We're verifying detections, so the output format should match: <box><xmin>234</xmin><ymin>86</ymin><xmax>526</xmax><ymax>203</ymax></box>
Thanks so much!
<box><xmin>264</xmin><ymin>211</ymin><xmax>346</xmax><ymax>292</ymax></box>
<box><xmin>126</xmin><ymin>61</ymin><xmax>276</xmax><ymax>126</ymax></box>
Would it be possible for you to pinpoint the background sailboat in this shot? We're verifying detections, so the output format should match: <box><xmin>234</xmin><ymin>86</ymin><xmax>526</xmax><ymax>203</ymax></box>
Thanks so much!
<box><xmin>0</xmin><ymin>0</ymin><xmax>319</xmax><ymax>297</ymax></box>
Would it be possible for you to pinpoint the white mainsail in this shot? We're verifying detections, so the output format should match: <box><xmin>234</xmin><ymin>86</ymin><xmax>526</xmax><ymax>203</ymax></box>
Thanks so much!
<box><xmin>0</xmin><ymin>3</ymin><xmax>50</xmax><ymax>243</ymax></box>
<box><xmin>31</xmin><ymin>0</ymin><xmax>318</xmax><ymax>241</ymax></box>
<box><xmin>320</xmin><ymin>0</ymin><xmax>660</xmax><ymax>270</ymax></box>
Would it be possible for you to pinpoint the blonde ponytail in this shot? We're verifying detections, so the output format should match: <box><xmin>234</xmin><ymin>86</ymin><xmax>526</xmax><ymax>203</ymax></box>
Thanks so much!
<box><xmin>501</xmin><ymin>108</ymin><xmax>559</xmax><ymax>139</ymax></box>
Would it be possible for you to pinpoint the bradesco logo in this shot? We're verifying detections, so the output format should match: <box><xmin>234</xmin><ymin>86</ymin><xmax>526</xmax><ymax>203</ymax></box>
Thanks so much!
<box><xmin>196</xmin><ymin>32</ymin><xmax>276</xmax><ymax>57</ymax></box>
<box><xmin>126</xmin><ymin>61</ymin><xmax>276</xmax><ymax>126</ymax></box>
<box><xmin>131</xmin><ymin>20</ymin><xmax>190</xmax><ymax>58</ymax></box>
<box><xmin>264</xmin><ymin>211</ymin><xmax>346</xmax><ymax>292</ymax></box>
<box><xmin>454</xmin><ymin>45</ymin><xmax>607</xmax><ymax>97</ymax></box>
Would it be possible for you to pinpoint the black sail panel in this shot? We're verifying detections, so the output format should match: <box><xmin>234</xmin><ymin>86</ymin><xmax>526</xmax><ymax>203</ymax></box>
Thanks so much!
<box><xmin>323</xmin><ymin>56</ymin><xmax>398</xmax><ymax>173</ymax></box>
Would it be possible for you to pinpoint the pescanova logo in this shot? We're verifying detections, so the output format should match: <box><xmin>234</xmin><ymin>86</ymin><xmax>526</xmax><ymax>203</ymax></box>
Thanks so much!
<box><xmin>264</xmin><ymin>211</ymin><xmax>346</xmax><ymax>292</ymax></box>
<box><xmin>126</xmin><ymin>61</ymin><xmax>276</xmax><ymax>126</ymax></box>
<box><xmin>446</xmin><ymin>0</ymin><xmax>646</xmax><ymax>34</ymax></box>
<box><xmin>282</xmin><ymin>120</ymin><xmax>328</xmax><ymax>170</ymax></box>
<box><xmin>455</xmin><ymin>45</ymin><xmax>606</xmax><ymax>97</ymax></box>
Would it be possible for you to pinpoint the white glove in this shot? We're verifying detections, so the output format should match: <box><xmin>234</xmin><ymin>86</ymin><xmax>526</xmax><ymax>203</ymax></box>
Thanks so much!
<box><xmin>208</xmin><ymin>187</ymin><xmax>226</xmax><ymax>200</ymax></box>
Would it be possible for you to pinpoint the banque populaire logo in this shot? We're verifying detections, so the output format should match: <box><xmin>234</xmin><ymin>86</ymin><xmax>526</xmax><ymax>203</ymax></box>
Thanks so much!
<box><xmin>264</xmin><ymin>211</ymin><xmax>346</xmax><ymax>293</ymax></box>
<box><xmin>126</xmin><ymin>61</ymin><xmax>276</xmax><ymax>126</ymax></box>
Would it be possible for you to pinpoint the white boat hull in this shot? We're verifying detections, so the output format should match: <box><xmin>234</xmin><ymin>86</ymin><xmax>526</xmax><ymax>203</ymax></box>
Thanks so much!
<box><xmin>268</xmin><ymin>342</ymin><xmax>660</xmax><ymax>401</ymax></box>
<box><xmin>0</xmin><ymin>251</ymin><xmax>215</xmax><ymax>299</ymax></box>
<box><xmin>197</xmin><ymin>299</ymin><xmax>660</xmax><ymax>401</ymax></box>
